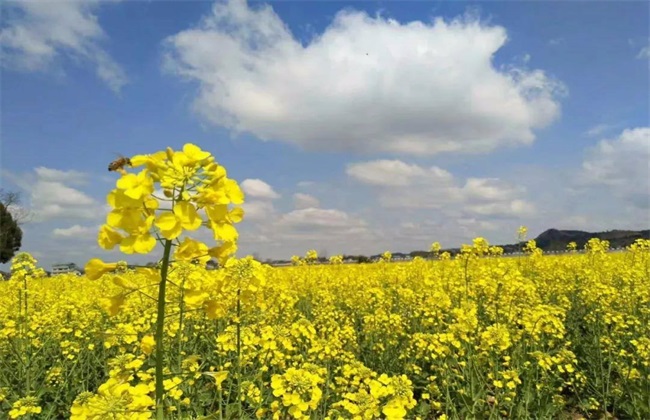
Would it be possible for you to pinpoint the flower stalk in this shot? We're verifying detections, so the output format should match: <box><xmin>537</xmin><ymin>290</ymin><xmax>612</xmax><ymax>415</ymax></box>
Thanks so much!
<box><xmin>155</xmin><ymin>239</ymin><xmax>173</xmax><ymax>420</ymax></box>
<box><xmin>84</xmin><ymin>143</ymin><xmax>245</xmax><ymax>419</ymax></box>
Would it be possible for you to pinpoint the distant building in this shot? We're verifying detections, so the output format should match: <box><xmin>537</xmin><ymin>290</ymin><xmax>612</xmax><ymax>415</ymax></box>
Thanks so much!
<box><xmin>51</xmin><ymin>263</ymin><xmax>82</xmax><ymax>276</ymax></box>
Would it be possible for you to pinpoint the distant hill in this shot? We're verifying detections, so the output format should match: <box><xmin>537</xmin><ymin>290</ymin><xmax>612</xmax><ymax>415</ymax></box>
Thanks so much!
<box><xmin>396</xmin><ymin>228</ymin><xmax>649</xmax><ymax>260</ymax></box>
<box><xmin>268</xmin><ymin>228</ymin><xmax>650</xmax><ymax>266</ymax></box>
<box><xmin>531</xmin><ymin>228</ymin><xmax>650</xmax><ymax>251</ymax></box>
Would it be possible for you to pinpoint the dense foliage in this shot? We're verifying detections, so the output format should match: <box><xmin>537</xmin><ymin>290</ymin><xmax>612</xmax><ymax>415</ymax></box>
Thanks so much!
<box><xmin>0</xmin><ymin>202</ymin><xmax>22</xmax><ymax>264</ymax></box>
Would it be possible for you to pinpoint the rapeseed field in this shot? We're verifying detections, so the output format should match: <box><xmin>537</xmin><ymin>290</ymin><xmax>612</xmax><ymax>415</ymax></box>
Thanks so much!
<box><xmin>1</xmin><ymin>144</ymin><xmax>648</xmax><ymax>419</ymax></box>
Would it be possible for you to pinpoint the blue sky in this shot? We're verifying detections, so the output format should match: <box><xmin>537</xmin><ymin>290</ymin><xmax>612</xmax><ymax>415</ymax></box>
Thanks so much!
<box><xmin>1</xmin><ymin>0</ymin><xmax>648</xmax><ymax>269</ymax></box>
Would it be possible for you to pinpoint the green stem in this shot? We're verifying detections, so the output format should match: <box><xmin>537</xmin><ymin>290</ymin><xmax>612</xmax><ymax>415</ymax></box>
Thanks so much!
<box><xmin>219</xmin><ymin>387</ymin><xmax>223</xmax><ymax>420</ymax></box>
<box><xmin>236</xmin><ymin>287</ymin><xmax>242</xmax><ymax>418</ymax></box>
<box><xmin>23</xmin><ymin>276</ymin><xmax>28</xmax><ymax>317</ymax></box>
<box><xmin>156</xmin><ymin>239</ymin><xmax>173</xmax><ymax>420</ymax></box>
<box><xmin>178</xmin><ymin>280</ymin><xmax>185</xmax><ymax>373</ymax></box>
<box><xmin>22</xmin><ymin>277</ymin><xmax>30</xmax><ymax>395</ymax></box>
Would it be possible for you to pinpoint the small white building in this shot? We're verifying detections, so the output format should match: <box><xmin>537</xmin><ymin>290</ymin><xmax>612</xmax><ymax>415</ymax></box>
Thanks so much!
<box><xmin>51</xmin><ymin>263</ymin><xmax>82</xmax><ymax>276</ymax></box>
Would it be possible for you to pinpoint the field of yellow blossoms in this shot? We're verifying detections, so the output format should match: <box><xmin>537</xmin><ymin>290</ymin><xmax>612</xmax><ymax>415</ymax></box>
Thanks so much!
<box><xmin>1</xmin><ymin>144</ymin><xmax>649</xmax><ymax>419</ymax></box>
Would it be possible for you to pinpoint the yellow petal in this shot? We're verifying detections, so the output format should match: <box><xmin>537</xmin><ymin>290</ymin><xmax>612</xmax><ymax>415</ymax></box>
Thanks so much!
<box><xmin>112</xmin><ymin>276</ymin><xmax>130</xmax><ymax>288</ymax></box>
<box><xmin>172</xmin><ymin>152</ymin><xmax>191</xmax><ymax>167</ymax></box>
<box><xmin>205</xmin><ymin>204</ymin><xmax>228</xmax><ymax>222</ymax></box>
<box><xmin>85</xmin><ymin>258</ymin><xmax>118</xmax><ymax>280</ymax></box>
<box><xmin>155</xmin><ymin>212</ymin><xmax>179</xmax><ymax>230</ymax></box>
<box><xmin>130</xmin><ymin>154</ymin><xmax>149</xmax><ymax>167</ymax></box>
<box><xmin>102</xmin><ymin>294</ymin><xmax>125</xmax><ymax>316</ymax></box>
<box><xmin>116</xmin><ymin>173</ymin><xmax>138</xmax><ymax>190</ymax></box>
<box><xmin>224</xmin><ymin>179</ymin><xmax>244</xmax><ymax>204</ymax></box>
<box><xmin>134</xmin><ymin>233</ymin><xmax>157</xmax><ymax>254</ymax></box>
<box><xmin>211</xmin><ymin>222</ymin><xmax>238</xmax><ymax>242</ymax></box>
<box><xmin>144</xmin><ymin>196</ymin><xmax>159</xmax><ymax>210</ymax></box>
<box><xmin>229</xmin><ymin>207</ymin><xmax>244</xmax><ymax>223</ymax></box>
<box><xmin>174</xmin><ymin>201</ymin><xmax>202</xmax><ymax>230</ymax></box>
<box><xmin>119</xmin><ymin>235</ymin><xmax>137</xmax><ymax>254</ymax></box>
<box><xmin>98</xmin><ymin>225</ymin><xmax>123</xmax><ymax>250</ymax></box>
<box><xmin>183</xmin><ymin>143</ymin><xmax>211</xmax><ymax>161</ymax></box>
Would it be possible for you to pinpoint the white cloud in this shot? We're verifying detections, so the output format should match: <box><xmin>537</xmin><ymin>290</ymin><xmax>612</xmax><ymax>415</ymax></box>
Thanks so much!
<box><xmin>278</xmin><ymin>208</ymin><xmax>365</xmax><ymax>230</ymax></box>
<box><xmin>33</xmin><ymin>181</ymin><xmax>94</xmax><ymax>207</ymax></box>
<box><xmin>456</xmin><ymin>217</ymin><xmax>499</xmax><ymax>232</ymax></box>
<box><xmin>461</xmin><ymin>178</ymin><xmax>525</xmax><ymax>202</ymax></box>
<box><xmin>34</xmin><ymin>166</ymin><xmax>87</xmax><ymax>185</ymax></box>
<box><xmin>347</xmin><ymin>159</ymin><xmax>534</xmax><ymax>218</ymax></box>
<box><xmin>52</xmin><ymin>224</ymin><xmax>98</xmax><ymax>238</ymax></box>
<box><xmin>163</xmin><ymin>0</ymin><xmax>564</xmax><ymax>156</ymax></box>
<box><xmin>264</xmin><ymin>208</ymin><xmax>372</xmax><ymax>254</ymax></box>
<box><xmin>293</xmin><ymin>193</ymin><xmax>320</xmax><ymax>209</ymax></box>
<box><xmin>465</xmin><ymin>199</ymin><xmax>535</xmax><ymax>218</ymax></box>
<box><xmin>346</xmin><ymin>160</ymin><xmax>454</xmax><ymax>187</ymax></box>
<box><xmin>5</xmin><ymin>167</ymin><xmax>104</xmax><ymax>222</ymax></box>
<box><xmin>242</xmin><ymin>200</ymin><xmax>275</xmax><ymax>221</ymax></box>
<box><xmin>579</xmin><ymin>127</ymin><xmax>650</xmax><ymax>209</ymax></box>
<box><xmin>585</xmin><ymin>123</ymin><xmax>617</xmax><ymax>138</ymax></box>
<box><xmin>236</xmin><ymin>205</ymin><xmax>373</xmax><ymax>258</ymax></box>
<box><xmin>241</xmin><ymin>178</ymin><xmax>280</xmax><ymax>199</ymax></box>
<box><xmin>0</xmin><ymin>0</ymin><xmax>127</xmax><ymax>92</ymax></box>
<box><xmin>375</xmin><ymin>217</ymin><xmax>512</xmax><ymax>253</ymax></box>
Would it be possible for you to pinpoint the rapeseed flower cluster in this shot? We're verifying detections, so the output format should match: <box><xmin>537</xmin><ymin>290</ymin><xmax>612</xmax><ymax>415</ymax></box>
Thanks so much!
<box><xmin>97</xmin><ymin>143</ymin><xmax>244</xmax><ymax>261</ymax></box>
<box><xmin>9</xmin><ymin>396</ymin><xmax>42</xmax><ymax>419</ymax></box>
<box><xmin>271</xmin><ymin>364</ymin><xmax>326</xmax><ymax>419</ymax></box>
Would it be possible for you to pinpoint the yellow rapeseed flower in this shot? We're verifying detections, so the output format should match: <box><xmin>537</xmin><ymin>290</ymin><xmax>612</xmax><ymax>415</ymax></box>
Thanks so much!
<box><xmin>84</xmin><ymin>258</ymin><xmax>118</xmax><ymax>280</ymax></box>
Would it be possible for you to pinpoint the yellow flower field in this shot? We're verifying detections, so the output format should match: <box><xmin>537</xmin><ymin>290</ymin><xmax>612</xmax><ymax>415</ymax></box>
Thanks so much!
<box><xmin>2</xmin><ymin>144</ymin><xmax>649</xmax><ymax>419</ymax></box>
<box><xmin>1</xmin><ymin>239</ymin><xmax>649</xmax><ymax>419</ymax></box>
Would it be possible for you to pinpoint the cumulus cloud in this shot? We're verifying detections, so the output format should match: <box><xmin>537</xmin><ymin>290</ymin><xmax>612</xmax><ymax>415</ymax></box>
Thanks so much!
<box><xmin>461</xmin><ymin>178</ymin><xmax>525</xmax><ymax>202</ymax></box>
<box><xmin>52</xmin><ymin>224</ymin><xmax>98</xmax><ymax>238</ymax></box>
<box><xmin>242</xmin><ymin>200</ymin><xmax>275</xmax><ymax>221</ymax></box>
<box><xmin>346</xmin><ymin>160</ymin><xmax>454</xmax><ymax>187</ymax></box>
<box><xmin>236</xmin><ymin>205</ymin><xmax>373</xmax><ymax>258</ymax></box>
<box><xmin>465</xmin><ymin>199</ymin><xmax>535</xmax><ymax>218</ymax></box>
<box><xmin>347</xmin><ymin>159</ymin><xmax>534</xmax><ymax>218</ymax></box>
<box><xmin>4</xmin><ymin>167</ymin><xmax>104</xmax><ymax>222</ymax></box>
<box><xmin>250</xmin><ymin>207</ymin><xmax>368</xmax><ymax>239</ymax></box>
<box><xmin>0</xmin><ymin>0</ymin><xmax>127</xmax><ymax>92</ymax></box>
<box><xmin>376</xmin><ymin>216</ymin><xmax>509</xmax><ymax>253</ymax></box>
<box><xmin>34</xmin><ymin>166</ymin><xmax>88</xmax><ymax>185</ymax></box>
<box><xmin>163</xmin><ymin>0</ymin><xmax>564</xmax><ymax>156</ymax></box>
<box><xmin>278</xmin><ymin>208</ymin><xmax>365</xmax><ymax>230</ymax></box>
<box><xmin>241</xmin><ymin>178</ymin><xmax>280</xmax><ymax>199</ymax></box>
<box><xmin>579</xmin><ymin>127</ymin><xmax>650</xmax><ymax>209</ymax></box>
<box><xmin>262</xmin><ymin>208</ymin><xmax>372</xmax><ymax>254</ymax></box>
<box><xmin>293</xmin><ymin>193</ymin><xmax>320</xmax><ymax>209</ymax></box>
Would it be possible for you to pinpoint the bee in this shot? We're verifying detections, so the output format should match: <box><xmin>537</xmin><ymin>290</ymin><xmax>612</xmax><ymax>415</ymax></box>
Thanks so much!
<box><xmin>108</xmin><ymin>155</ymin><xmax>132</xmax><ymax>172</ymax></box>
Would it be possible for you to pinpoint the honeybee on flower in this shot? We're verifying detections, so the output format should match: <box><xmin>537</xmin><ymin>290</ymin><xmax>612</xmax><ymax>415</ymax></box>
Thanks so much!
<box><xmin>107</xmin><ymin>154</ymin><xmax>132</xmax><ymax>173</ymax></box>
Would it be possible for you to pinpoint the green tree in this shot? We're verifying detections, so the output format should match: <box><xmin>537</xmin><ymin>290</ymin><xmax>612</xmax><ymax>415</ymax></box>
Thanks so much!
<box><xmin>0</xmin><ymin>189</ymin><xmax>31</xmax><ymax>226</ymax></box>
<box><xmin>0</xmin><ymin>202</ymin><xmax>22</xmax><ymax>264</ymax></box>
